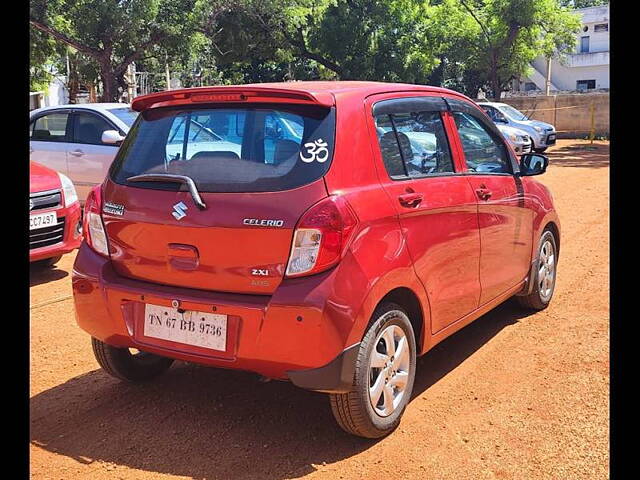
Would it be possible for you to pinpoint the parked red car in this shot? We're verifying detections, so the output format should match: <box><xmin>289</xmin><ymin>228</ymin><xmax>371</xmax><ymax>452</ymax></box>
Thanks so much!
<box><xmin>72</xmin><ymin>82</ymin><xmax>559</xmax><ymax>438</ymax></box>
<box><xmin>30</xmin><ymin>161</ymin><xmax>82</xmax><ymax>266</ymax></box>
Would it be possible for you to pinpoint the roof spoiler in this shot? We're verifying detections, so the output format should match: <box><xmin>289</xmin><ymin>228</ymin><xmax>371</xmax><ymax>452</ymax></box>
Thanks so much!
<box><xmin>131</xmin><ymin>87</ymin><xmax>335</xmax><ymax>111</ymax></box>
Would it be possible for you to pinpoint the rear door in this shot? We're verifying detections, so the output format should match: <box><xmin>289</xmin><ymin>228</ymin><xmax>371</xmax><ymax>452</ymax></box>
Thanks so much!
<box><xmin>367</xmin><ymin>94</ymin><xmax>482</xmax><ymax>334</ymax></box>
<box><xmin>103</xmin><ymin>102</ymin><xmax>336</xmax><ymax>295</ymax></box>
<box><xmin>29</xmin><ymin>110</ymin><xmax>72</xmax><ymax>176</ymax></box>
<box><xmin>67</xmin><ymin>110</ymin><xmax>121</xmax><ymax>203</ymax></box>
<box><xmin>447</xmin><ymin>99</ymin><xmax>533</xmax><ymax>304</ymax></box>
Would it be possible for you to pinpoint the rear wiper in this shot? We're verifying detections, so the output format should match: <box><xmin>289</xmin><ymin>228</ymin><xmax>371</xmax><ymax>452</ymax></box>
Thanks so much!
<box><xmin>126</xmin><ymin>173</ymin><xmax>207</xmax><ymax>210</ymax></box>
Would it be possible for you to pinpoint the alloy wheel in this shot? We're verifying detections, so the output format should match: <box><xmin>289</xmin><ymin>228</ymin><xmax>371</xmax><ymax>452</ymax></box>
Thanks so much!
<box><xmin>538</xmin><ymin>239</ymin><xmax>556</xmax><ymax>302</ymax></box>
<box><xmin>368</xmin><ymin>325</ymin><xmax>411</xmax><ymax>417</ymax></box>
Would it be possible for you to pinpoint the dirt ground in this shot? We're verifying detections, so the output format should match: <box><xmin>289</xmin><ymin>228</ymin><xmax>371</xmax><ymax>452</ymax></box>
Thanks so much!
<box><xmin>30</xmin><ymin>139</ymin><xmax>609</xmax><ymax>480</ymax></box>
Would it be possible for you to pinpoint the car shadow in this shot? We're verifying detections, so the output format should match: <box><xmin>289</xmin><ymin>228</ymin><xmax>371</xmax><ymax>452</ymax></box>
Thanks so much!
<box><xmin>29</xmin><ymin>263</ymin><xmax>69</xmax><ymax>287</ymax></box>
<box><xmin>547</xmin><ymin>142</ymin><xmax>609</xmax><ymax>169</ymax></box>
<box><xmin>30</xmin><ymin>299</ymin><xmax>529</xmax><ymax>479</ymax></box>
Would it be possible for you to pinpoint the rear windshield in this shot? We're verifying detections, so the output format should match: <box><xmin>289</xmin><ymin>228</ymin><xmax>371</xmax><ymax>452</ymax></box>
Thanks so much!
<box><xmin>110</xmin><ymin>104</ymin><xmax>336</xmax><ymax>193</ymax></box>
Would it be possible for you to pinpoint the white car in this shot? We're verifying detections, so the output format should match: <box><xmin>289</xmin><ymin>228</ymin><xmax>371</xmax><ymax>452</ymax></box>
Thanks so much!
<box><xmin>478</xmin><ymin>102</ymin><xmax>556</xmax><ymax>153</ymax></box>
<box><xmin>29</xmin><ymin>103</ymin><xmax>138</xmax><ymax>204</ymax></box>
<box><xmin>495</xmin><ymin>124</ymin><xmax>532</xmax><ymax>156</ymax></box>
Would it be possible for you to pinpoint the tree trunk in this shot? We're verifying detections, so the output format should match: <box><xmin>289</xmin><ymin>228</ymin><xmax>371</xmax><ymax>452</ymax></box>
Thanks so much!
<box><xmin>100</xmin><ymin>71</ymin><xmax>118</xmax><ymax>102</ymax></box>
<box><xmin>488</xmin><ymin>62</ymin><xmax>501</xmax><ymax>101</ymax></box>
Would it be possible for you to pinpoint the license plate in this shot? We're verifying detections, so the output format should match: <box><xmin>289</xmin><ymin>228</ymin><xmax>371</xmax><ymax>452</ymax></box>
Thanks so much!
<box><xmin>143</xmin><ymin>304</ymin><xmax>227</xmax><ymax>351</ymax></box>
<box><xmin>30</xmin><ymin>212</ymin><xmax>57</xmax><ymax>230</ymax></box>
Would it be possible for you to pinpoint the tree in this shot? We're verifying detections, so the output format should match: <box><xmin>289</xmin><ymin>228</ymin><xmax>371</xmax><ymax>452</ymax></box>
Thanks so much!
<box><xmin>30</xmin><ymin>0</ymin><xmax>201</xmax><ymax>101</ymax></box>
<box><xmin>30</xmin><ymin>28</ymin><xmax>67</xmax><ymax>92</ymax></box>
<box><xmin>274</xmin><ymin>0</ymin><xmax>441</xmax><ymax>82</ymax></box>
<box><xmin>443</xmin><ymin>0</ymin><xmax>581</xmax><ymax>99</ymax></box>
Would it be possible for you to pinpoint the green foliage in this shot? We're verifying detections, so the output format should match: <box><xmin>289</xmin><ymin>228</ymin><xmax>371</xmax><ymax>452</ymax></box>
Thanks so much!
<box><xmin>433</xmin><ymin>0</ymin><xmax>581</xmax><ymax>98</ymax></box>
<box><xmin>30</xmin><ymin>0</ymin><xmax>585</xmax><ymax>101</ymax></box>
<box><xmin>29</xmin><ymin>28</ymin><xmax>66</xmax><ymax>92</ymax></box>
<box><xmin>30</xmin><ymin>0</ymin><xmax>200</xmax><ymax>100</ymax></box>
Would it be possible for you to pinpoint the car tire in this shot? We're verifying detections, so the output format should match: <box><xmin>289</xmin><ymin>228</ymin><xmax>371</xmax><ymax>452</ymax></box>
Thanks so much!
<box><xmin>35</xmin><ymin>255</ymin><xmax>62</xmax><ymax>268</ymax></box>
<box><xmin>516</xmin><ymin>229</ymin><xmax>558</xmax><ymax>311</ymax></box>
<box><xmin>533</xmin><ymin>147</ymin><xmax>547</xmax><ymax>153</ymax></box>
<box><xmin>329</xmin><ymin>303</ymin><xmax>417</xmax><ymax>438</ymax></box>
<box><xmin>92</xmin><ymin>338</ymin><xmax>174</xmax><ymax>383</ymax></box>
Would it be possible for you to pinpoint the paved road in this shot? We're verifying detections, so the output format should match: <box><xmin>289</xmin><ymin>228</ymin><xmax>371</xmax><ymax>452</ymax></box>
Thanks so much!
<box><xmin>30</xmin><ymin>139</ymin><xmax>609</xmax><ymax>479</ymax></box>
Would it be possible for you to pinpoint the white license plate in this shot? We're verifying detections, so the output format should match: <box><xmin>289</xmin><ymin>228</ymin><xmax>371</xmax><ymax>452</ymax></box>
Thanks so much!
<box><xmin>30</xmin><ymin>212</ymin><xmax>57</xmax><ymax>231</ymax></box>
<box><xmin>143</xmin><ymin>304</ymin><xmax>227</xmax><ymax>351</ymax></box>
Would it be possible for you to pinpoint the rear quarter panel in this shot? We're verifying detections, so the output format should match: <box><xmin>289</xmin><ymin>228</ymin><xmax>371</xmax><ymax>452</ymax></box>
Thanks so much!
<box><xmin>522</xmin><ymin>176</ymin><xmax>561</xmax><ymax>257</ymax></box>
<box><xmin>320</xmin><ymin>91</ymin><xmax>432</xmax><ymax>353</ymax></box>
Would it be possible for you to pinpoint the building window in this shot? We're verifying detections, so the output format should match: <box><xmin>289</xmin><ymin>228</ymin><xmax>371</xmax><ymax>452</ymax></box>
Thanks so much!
<box><xmin>580</xmin><ymin>36</ymin><xmax>590</xmax><ymax>53</ymax></box>
<box><xmin>577</xmin><ymin>80</ymin><xmax>596</xmax><ymax>91</ymax></box>
<box><xmin>594</xmin><ymin>23</ymin><xmax>608</xmax><ymax>32</ymax></box>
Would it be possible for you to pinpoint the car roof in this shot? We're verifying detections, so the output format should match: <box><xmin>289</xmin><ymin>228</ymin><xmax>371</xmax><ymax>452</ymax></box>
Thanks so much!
<box><xmin>477</xmin><ymin>101</ymin><xmax>510</xmax><ymax>108</ymax></box>
<box><xmin>30</xmin><ymin>103</ymin><xmax>132</xmax><ymax>116</ymax></box>
<box><xmin>131</xmin><ymin>81</ymin><xmax>476</xmax><ymax>111</ymax></box>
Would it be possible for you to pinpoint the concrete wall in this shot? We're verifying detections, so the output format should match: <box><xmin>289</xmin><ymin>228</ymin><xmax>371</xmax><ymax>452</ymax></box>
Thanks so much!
<box><xmin>498</xmin><ymin>93</ymin><xmax>609</xmax><ymax>138</ymax></box>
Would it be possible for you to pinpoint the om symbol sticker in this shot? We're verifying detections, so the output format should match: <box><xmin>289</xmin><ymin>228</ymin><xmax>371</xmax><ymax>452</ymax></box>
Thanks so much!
<box><xmin>299</xmin><ymin>138</ymin><xmax>329</xmax><ymax>163</ymax></box>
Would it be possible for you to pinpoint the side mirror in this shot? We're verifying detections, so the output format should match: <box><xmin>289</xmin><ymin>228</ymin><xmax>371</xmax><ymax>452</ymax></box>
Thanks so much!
<box><xmin>519</xmin><ymin>153</ymin><xmax>548</xmax><ymax>176</ymax></box>
<box><xmin>495</xmin><ymin>116</ymin><xmax>509</xmax><ymax>124</ymax></box>
<box><xmin>101</xmin><ymin>129</ymin><xmax>125</xmax><ymax>145</ymax></box>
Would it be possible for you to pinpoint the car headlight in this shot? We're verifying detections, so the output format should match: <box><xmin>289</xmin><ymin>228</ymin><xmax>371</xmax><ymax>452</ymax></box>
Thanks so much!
<box><xmin>58</xmin><ymin>173</ymin><xmax>78</xmax><ymax>207</ymax></box>
<box><xmin>509</xmin><ymin>133</ymin><xmax>517</xmax><ymax>142</ymax></box>
<box><xmin>533</xmin><ymin>126</ymin><xmax>543</xmax><ymax>133</ymax></box>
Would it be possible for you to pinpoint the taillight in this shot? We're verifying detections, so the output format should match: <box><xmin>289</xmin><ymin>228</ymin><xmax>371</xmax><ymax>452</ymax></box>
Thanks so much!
<box><xmin>285</xmin><ymin>196</ymin><xmax>358</xmax><ymax>278</ymax></box>
<box><xmin>82</xmin><ymin>185</ymin><xmax>110</xmax><ymax>257</ymax></box>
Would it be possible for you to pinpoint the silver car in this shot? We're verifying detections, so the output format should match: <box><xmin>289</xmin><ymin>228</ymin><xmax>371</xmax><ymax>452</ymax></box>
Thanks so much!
<box><xmin>478</xmin><ymin>102</ymin><xmax>556</xmax><ymax>153</ymax></box>
<box><xmin>496</xmin><ymin>124</ymin><xmax>532</xmax><ymax>156</ymax></box>
<box><xmin>29</xmin><ymin>103</ymin><xmax>138</xmax><ymax>204</ymax></box>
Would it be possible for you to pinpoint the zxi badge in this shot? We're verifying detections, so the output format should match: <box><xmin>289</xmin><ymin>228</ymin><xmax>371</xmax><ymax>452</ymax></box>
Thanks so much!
<box><xmin>172</xmin><ymin>202</ymin><xmax>188</xmax><ymax>220</ymax></box>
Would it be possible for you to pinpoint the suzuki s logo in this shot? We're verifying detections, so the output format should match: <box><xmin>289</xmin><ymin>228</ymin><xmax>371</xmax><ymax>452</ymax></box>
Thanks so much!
<box><xmin>172</xmin><ymin>202</ymin><xmax>188</xmax><ymax>220</ymax></box>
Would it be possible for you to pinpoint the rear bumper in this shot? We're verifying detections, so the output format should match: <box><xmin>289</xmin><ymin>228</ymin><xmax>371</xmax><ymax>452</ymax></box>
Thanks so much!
<box><xmin>72</xmin><ymin>244</ymin><xmax>357</xmax><ymax>391</ymax></box>
<box><xmin>30</xmin><ymin>202</ymin><xmax>82</xmax><ymax>262</ymax></box>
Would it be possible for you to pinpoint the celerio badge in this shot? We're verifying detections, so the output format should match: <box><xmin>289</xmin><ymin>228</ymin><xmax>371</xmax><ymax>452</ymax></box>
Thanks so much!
<box><xmin>173</xmin><ymin>202</ymin><xmax>188</xmax><ymax>220</ymax></box>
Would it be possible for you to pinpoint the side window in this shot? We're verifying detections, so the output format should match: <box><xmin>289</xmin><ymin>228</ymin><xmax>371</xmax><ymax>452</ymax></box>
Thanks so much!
<box><xmin>74</xmin><ymin>112</ymin><xmax>115</xmax><ymax>145</ymax></box>
<box><xmin>374</xmin><ymin>111</ymin><xmax>454</xmax><ymax>179</ymax></box>
<box><xmin>452</xmin><ymin>112</ymin><xmax>511</xmax><ymax>174</ymax></box>
<box><xmin>374</xmin><ymin>114</ymin><xmax>406</xmax><ymax>177</ymax></box>
<box><xmin>31</xmin><ymin>113</ymin><xmax>71</xmax><ymax>142</ymax></box>
<box><xmin>483</xmin><ymin>107</ymin><xmax>497</xmax><ymax>121</ymax></box>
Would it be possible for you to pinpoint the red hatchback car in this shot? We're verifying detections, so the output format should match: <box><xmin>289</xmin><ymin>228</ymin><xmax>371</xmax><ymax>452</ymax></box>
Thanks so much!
<box><xmin>72</xmin><ymin>82</ymin><xmax>559</xmax><ymax>438</ymax></box>
<box><xmin>30</xmin><ymin>161</ymin><xmax>82</xmax><ymax>266</ymax></box>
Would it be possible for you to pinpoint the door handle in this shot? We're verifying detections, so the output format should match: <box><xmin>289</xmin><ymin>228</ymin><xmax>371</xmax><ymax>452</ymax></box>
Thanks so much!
<box><xmin>475</xmin><ymin>187</ymin><xmax>492</xmax><ymax>201</ymax></box>
<box><xmin>69</xmin><ymin>149</ymin><xmax>84</xmax><ymax>157</ymax></box>
<box><xmin>398</xmin><ymin>192</ymin><xmax>424</xmax><ymax>208</ymax></box>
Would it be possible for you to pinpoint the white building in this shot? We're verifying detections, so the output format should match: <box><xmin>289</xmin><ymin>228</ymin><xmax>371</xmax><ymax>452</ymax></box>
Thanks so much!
<box><xmin>29</xmin><ymin>74</ymin><xmax>69</xmax><ymax>111</ymax></box>
<box><xmin>512</xmin><ymin>3</ymin><xmax>609</xmax><ymax>93</ymax></box>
